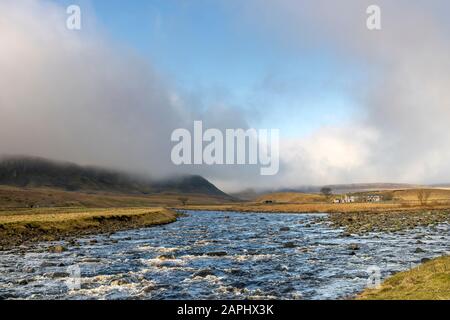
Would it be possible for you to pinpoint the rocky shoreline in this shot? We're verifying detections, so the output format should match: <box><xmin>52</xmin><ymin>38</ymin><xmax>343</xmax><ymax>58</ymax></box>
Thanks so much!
<box><xmin>327</xmin><ymin>210</ymin><xmax>450</xmax><ymax>235</ymax></box>
<box><xmin>0</xmin><ymin>208</ymin><xmax>178</xmax><ymax>250</ymax></box>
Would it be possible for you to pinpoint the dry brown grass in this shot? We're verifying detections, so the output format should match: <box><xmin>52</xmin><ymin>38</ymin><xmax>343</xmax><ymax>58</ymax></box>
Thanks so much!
<box><xmin>0</xmin><ymin>185</ymin><xmax>231</xmax><ymax>209</ymax></box>
<box><xmin>393</xmin><ymin>188</ymin><xmax>450</xmax><ymax>204</ymax></box>
<box><xmin>181</xmin><ymin>189</ymin><xmax>450</xmax><ymax>214</ymax></box>
<box><xmin>0</xmin><ymin>207</ymin><xmax>177</xmax><ymax>248</ymax></box>
<box><xmin>182</xmin><ymin>201</ymin><xmax>450</xmax><ymax>214</ymax></box>
<box><xmin>255</xmin><ymin>192</ymin><xmax>326</xmax><ymax>203</ymax></box>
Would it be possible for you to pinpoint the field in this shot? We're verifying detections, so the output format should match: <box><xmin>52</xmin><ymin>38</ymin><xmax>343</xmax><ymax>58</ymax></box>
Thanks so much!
<box><xmin>182</xmin><ymin>188</ymin><xmax>450</xmax><ymax>214</ymax></box>
<box><xmin>256</xmin><ymin>192</ymin><xmax>327</xmax><ymax>203</ymax></box>
<box><xmin>0</xmin><ymin>185</ymin><xmax>232</xmax><ymax>208</ymax></box>
<box><xmin>182</xmin><ymin>201</ymin><xmax>450</xmax><ymax>214</ymax></box>
<box><xmin>359</xmin><ymin>255</ymin><xmax>450</xmax><ymax>300</ymax></box>
<box><xmin>0</xmin><ymin>207</ymin><xmax>177</xmax><ymax>249</ymax></box>
<box><xmin>0</xmin><ymin>185</ymin><xmax>230</xmax><ymax>249</ymax></box>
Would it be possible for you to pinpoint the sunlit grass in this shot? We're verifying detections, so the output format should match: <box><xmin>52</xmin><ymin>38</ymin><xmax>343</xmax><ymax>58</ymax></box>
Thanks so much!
<box><xmin>359</xmin><ymin>256</ymin><xmax>450</xmax><ymax>300</ymax></box>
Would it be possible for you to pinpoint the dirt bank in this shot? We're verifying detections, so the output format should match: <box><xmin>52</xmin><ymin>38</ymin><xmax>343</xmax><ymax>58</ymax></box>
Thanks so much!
<box><xmin>0</xmin><ymin>207</ymin><xmax>178</xmax><ymax>250</ymax></box>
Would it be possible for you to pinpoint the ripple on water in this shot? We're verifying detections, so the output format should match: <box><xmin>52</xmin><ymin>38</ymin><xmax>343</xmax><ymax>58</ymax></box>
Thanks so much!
<box><xmin>0</xmin><ymin>212</ymin><xmax>449</xmax><ymax>300</ymax></box>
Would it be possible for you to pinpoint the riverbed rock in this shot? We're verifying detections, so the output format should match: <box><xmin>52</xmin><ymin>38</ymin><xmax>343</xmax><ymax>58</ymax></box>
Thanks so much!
<box><xmin>23</xmin><ymin>267</ymin><xmax>35</xmax><ymax>273</ymax></box>
<box><xmin>193</xmin><ymin>269</ymin><xmax>214</xmax><ymax>277</ymax></box>
<box><xmin>143</xmin><ymin>285</ymin><xmax>156</xmax><ymax>293</ymax></box>
<box><xmin>280</xmin><ymin>227</ymin><xmax>290</xmax><ymax>232</ymax></box>
<box><xmin>40</xmin><ymin>261</ymin><xmax>57</xmax><ymax>267</ymax></box>
<box><xmin>342</xmin><ymin>232</ymin><xmax>352</xmax><ymax>237</ymax></box>
<box><xmin>111</xmin><ymin>279</ymin><xmax>129</xmax><ymax>286</ymax></box>
<box><xmin>348</xmin><ymin>244</ymin><xmax>360</xmax><ymax>251</ymax></box>
<box><xmin>81</xmin><ymin>258</ymin><xmax>101</xmax><ymax>263</ymax></box>
<box><xmin>50</xmin><ymin>272</ymin><xmax>69</xmax><ymax>279</ymax></box>
<box><xmin>421</xmin><ymin>258</ymin><xmax>431</xmax><ymax>263</ymax></box>
<box><xmin>48</xmin><ymin>245</ymin><xmax>66</xmax><ymax>253</ymax></box>
<box><xmin>228</xmin><ymin>268</ymin><xmax>244</xmax><ymax>275</ymax></box>
<box><xmin>17</xmin><ymin>279</ymin><xmax>30</xmax><ymax>285</ymax></box>
<box><xmin>206</xmin><ymin>251</ymin><xmax>227</xmax><ymax>257</ymax></box>
<box><xmin>283</xmin><ymin>242</ymin><xmax>296</xmax><ymax>248</ymax></box>
<box><xmin>414</xmin><ymin>247</ymin><xmax>425</xmax><ymax>253</ymax></box>
<box><xmin>158</xmin><ymin>254</ymin><xmax>176</xmax><ymax>260</ymax></box>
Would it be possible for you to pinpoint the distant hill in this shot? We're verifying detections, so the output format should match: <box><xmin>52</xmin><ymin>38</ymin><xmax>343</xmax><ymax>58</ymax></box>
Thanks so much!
<box><xmin>270</xmin><ymin>183</ymin><xmax>426</xmax><ymax>195</ymax></box>
<box><xmin>233</xmin><ymin>183</ymin><xmax>431</xmax><ymax>200</ymax></box>
<box><xmin>255</xmin><ymin>192</ymin><xmax>325</xmax><ymax>203</ymax></box>
<box><xmin>0</xmin><ymin>156</ymin><xmax>231</xmax><ymax>198</ymax></box>
<box><xmin>319</xmin><ymin>183</ymin><xmax>426</xmax><ymax>194</ymax></box>
<box><xmin>229</xmin><ymin>189</ymin><xmax>261</xmax><ymax>201</ymax></box>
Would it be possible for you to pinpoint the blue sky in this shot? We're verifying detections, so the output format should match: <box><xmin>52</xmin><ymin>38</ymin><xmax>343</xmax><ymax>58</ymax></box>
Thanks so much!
<box><xmin>55</xmin><ymin>0</ymin><xmax>361</xmax><ymax>137</ymax></box>
<box><xmin>4</xmin><ymin>0</ymin><xmax>450</xmax><ymax>187</ymax></box>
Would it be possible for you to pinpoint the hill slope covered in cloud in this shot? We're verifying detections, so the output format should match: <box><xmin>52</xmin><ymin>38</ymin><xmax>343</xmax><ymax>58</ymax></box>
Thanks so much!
<box><xmin>0</xmin><ymin>156</ymin><xmax>231</xmax><ymax>198</ymax></box>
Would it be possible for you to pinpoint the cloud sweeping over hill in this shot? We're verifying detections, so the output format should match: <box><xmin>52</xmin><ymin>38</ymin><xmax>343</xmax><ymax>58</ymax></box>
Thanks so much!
<box><xmin>0</xmin><ymin>0</ymin><xmax>188</xmax><ymax>177</ymax></box>
<box><xmin>0</xmin><ymin>0</ymin><xmax>449</xmax><ymax>191</ymax></box>
<box><xmin>233</xmin><ymin>0</ymin><xmax>450</xmax><ymax>187</ymax></box>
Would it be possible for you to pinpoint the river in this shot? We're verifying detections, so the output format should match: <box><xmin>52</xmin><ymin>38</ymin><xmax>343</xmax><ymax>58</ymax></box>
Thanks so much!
<box><xmin>0</xmin><ymin>211</ymin><xmax>449</xmax><ymax>299</ymax></box>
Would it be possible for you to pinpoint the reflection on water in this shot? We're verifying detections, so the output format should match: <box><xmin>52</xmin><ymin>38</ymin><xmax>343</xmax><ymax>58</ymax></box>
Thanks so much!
<box><xmin>0</xmin><ymin>211</ymin><xmax>449</xmax><ymax>300</ymax></box>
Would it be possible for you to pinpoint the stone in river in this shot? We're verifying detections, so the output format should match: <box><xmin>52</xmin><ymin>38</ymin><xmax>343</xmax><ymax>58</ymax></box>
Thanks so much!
<box><xmin>193</xmin><ymin>269</ymin><xmax>214</xmax><ymax>277</ymax></box>
<box><xmin>158</xmin><ymin>254</ymin><xmax>176</xmax><ymax>260</ymax></box>
<box><xmin>48</xmin><ymin>245</ymin><xmax>66</xmax><ymax>253</ymax></box>
<box><xmin>206</xmin><ymin>251</ymin><xmax>227</xmax><ymax>257</ymax></box>
<box><xmin>50</xmin><ymin>272</ymin><xmax>70</xmax><ymax>279</ymax></box>
<box><xmin>111</xmin><ymin>279</ymin><xmax>129</xmax><ymax>286</ymax></box>
<box><xmin>283</xmin><ymin>242</ymin><xmax>296</xmax><ymax>248</ymax></box>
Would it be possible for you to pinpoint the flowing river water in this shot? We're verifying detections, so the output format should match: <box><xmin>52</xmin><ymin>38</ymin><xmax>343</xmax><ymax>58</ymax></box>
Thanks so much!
<box><xmin>0</xmin><ymin>211</ymin><xmax>449</xmax><ymax>300</ymax></box>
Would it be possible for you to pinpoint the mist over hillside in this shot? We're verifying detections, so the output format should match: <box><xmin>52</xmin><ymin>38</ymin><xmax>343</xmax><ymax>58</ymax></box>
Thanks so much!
<box><xmin>0</xmin><ymin>156</ymin><xmax>231</xmax><ymax>198</ymax></box>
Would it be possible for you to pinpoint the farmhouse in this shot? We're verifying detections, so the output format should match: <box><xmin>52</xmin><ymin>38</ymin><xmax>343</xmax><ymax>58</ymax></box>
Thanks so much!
<box><xmin>334</xmin><ymin>195</ymin><xmax>357</xmax><ymax>203</ymax></box>
<box><xmin>333</xmin><ymin>194</ymin><xmax>383</xmax><ymax>204</ymax></box>
<box><xmin>366</xmin><ymin>195</ymin><xmax>382</xmax><ymax>202</ymax></box>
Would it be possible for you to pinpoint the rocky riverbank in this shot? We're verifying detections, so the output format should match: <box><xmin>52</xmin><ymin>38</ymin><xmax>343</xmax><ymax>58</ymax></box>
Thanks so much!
<box><xmin>0</xmin><ymin>207</ymin><xmax>178</xmax><ymax>250</ymax></box>
<box><xmin>325</xmin><ymin>210</ymin><xmax>450</xmax><ymax>300</ymax></box>
<box><xmin>327</xmin><ymin>210</ymin><xmax>450</xmax><ymax>235</ymax></box>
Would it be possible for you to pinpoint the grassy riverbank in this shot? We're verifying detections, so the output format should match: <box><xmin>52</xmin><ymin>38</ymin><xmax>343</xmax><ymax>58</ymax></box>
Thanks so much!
<box><xmin>0</xmin><ymin>207</ymin><xmax>177</xmax><ymax>249</ymax></box>
<box><xmin>181</xmin><ymin>202</ymin><xmax>450</xmax><ymax>214</ymax></box>
<box><xmin>359</xmin><ymin>256</ymin><xmax>450</xmax><ymax>300</ymax></box>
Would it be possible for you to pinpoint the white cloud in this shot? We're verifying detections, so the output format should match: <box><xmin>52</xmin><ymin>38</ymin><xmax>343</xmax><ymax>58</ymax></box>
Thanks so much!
<box><xmin>2</xmin><ymin>0</ymin><xmax>450</xmax><ymax>193</ymax></box>
<box><xmin>217</xmin><ymin>0</ymin><xmax>450</xmax><ymax>189</ymax></box>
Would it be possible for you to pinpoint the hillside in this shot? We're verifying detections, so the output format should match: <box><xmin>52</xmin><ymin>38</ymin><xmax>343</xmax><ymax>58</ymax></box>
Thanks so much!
<box><xmin>0</xmin><ymin>156</ymin><xmax>231</xmax><ymax>198</ymax></box>
<box><xmin>254</xmin><ymin>189</ymin><xmax>450</xmax><ymax>205</ymax></box>
<box><xmin>255</xmin><ymin>192</ymin><xmax>326</xmax><ymax>203</ymax></box>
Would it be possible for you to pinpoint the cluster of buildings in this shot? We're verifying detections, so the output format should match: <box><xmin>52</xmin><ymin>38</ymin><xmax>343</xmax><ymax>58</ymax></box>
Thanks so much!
<box><xmin>333</xmin><ymin>194</ymin><xmax>382</xmax><ymax>204</ymax></box>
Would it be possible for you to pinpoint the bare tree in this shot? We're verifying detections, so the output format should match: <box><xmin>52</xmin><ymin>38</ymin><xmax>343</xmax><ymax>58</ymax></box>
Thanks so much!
<box><xmin>321</xmin><ymin>187</ymin><xmax>333</xmax><ymax>197</ymax></box>
<box><xmin>417</xmin><ymin>189</ymin><xmax>432</xmax><ymax>206</ymax></box>
<box><xmin>178</xmin><ymin>197</ymin><xmax>189</xmax><ymax>206</ymax></box>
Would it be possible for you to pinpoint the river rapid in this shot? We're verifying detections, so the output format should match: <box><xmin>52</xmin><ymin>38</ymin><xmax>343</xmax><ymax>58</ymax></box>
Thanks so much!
<box><xmin>0</xmin><ymin>211</ymin><xmax>449</xmax><ymax>300</ymax></box>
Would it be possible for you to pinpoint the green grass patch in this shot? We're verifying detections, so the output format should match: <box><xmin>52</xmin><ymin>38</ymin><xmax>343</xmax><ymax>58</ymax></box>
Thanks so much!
<box><xmin>359</xmin><ymin>256</ymin><xmax>450</xmax><ymax>300</ymax></box>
